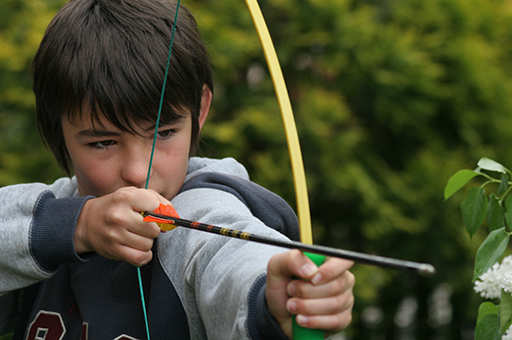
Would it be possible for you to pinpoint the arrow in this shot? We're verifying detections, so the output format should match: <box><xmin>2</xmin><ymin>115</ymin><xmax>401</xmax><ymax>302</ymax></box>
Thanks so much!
<box><xmin>143</xmin><ymin>210</ymin><xmax>436</xmax><ymax>276</ymax></box>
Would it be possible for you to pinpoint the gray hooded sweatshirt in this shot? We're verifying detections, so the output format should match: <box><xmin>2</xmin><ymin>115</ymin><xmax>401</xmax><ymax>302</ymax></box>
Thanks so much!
<box><xmin>0</xmin><ymin>157</ymin><xmax>299</xmax><ymax>340</ymax></box>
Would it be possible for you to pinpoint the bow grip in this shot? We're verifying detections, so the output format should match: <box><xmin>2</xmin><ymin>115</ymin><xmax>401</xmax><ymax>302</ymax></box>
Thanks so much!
<box><xmin>292</xmin><ymin>252</ymin><xmax>326</xmax><ymax>340</ymax></box>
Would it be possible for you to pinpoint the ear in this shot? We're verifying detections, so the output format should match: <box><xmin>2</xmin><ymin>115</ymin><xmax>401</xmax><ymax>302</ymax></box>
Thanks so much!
<box><xmin>198</xmin><ymin>84</ymin><xmax>212</xmax><ymax>131</ymax></box>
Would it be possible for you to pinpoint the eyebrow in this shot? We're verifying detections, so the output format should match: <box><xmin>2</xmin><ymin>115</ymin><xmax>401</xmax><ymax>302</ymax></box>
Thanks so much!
<box><xmin>77</xmin><ymin>129</ymin><xmax>121</xmax><ymax>138</ymax></box>
<box><xmin>142</xmin><ymin>117</ymin><xmax>188</xmax><ymax>133</ymax></box>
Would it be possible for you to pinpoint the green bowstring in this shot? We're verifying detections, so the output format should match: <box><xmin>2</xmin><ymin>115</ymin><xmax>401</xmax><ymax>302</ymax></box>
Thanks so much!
<box><xmin>138</xmin><ymin>1</ymin><xmax>181</xmax><ymax>339</ymax></box>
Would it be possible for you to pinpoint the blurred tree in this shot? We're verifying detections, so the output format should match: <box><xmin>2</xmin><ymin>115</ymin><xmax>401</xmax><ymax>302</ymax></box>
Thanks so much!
<box><xmin>191</xmin><ymin>0</ymin><xmax>512</xmax><ymax>338</ymax></box>
<box><xmin>3</xmin><ymin>0</ymin><xmax>512</xmax><ymax>339</ymax></box>
<box><xmin>0</xmin><ymin>0</ymin><xmax>65</xmax><ymax>186</ymax></box>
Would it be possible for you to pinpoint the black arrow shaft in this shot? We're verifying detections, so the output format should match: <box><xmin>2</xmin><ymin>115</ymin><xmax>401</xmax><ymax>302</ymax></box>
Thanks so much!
<box><xmin>143</xmin><ymin>211</ymin><xmax>435</xmax><ymax>276</ymax></box>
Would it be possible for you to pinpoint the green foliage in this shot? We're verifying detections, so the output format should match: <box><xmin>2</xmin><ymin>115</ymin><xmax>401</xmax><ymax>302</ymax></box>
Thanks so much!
<box><xmin>445</xmin><ymin>169</ymin><xmax>481</xmax><ymax>201</ymax></box>
<box><xmin>473</xmin><ymin>227</ymin><xmax>508</xmax><ymax>282</ymax></box>
<box><xmin>501</xmin><ymin>291</ymin><xmax>512</xmax><ymax>335</ymax></box>
<box><xmin>461</xmin><ymin>187</ymin><xmax>488</xmax><ymax>238</ymax></box>
<box><xmin>0</xmin><ymin>0</ymin><xmax>66</xmax><ymax>185</ymax></box>
<box><xmin>194</xmin><ymin>0</ymin><xmax>512</xmax><ymax>336</ymax></box>
<box><xmin>475</xmin><ymin>314</ymin><xmax>500</xmax><ymax>340</ymax></box>
<box><xmin>477</xmin><ymin>302</ymin><xmax>499</xmax><ymax>323</ymax></box>
<box><xmin>445</xmin><ymin>158</ymin><xmax>512</xmax><ymax>339</ymax></box>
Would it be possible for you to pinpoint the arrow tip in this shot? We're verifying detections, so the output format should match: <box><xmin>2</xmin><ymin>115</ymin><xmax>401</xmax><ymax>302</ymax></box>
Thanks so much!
<box><xmin>418</xmin><ymin>263</ymin><xmax>436</xmax><ymax>277</ymax></box>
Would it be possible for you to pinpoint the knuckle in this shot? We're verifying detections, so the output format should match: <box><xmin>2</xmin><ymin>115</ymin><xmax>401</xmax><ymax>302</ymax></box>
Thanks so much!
<box><xmin>133</xmin><ymin>251</ymin><xmax>152</xmax><ymax>266</ymax></box>
<box><xmin>288</xmin><ymin>249</ymin><xmax>303</xmax><ymax>265</ymax></box>
<box><xmin>106</xmin><ymin>209</ymin><xmax>126</xmax><ymax>225</ymax></box>
<box><xmin>142</xmin><ymin>238</ymin><xmax>154</xmax><ymax>251</ymax></box>
<box><xmin>331</xmin><ymin>270</ymin><xmax>355</xmax><ymax>295</ymax></box>
<box><xmin>346</xmin><ymin>271</ymin><xmax>356</xmax><ymax>286</ymax></box>
<box><xmin>112</xmin><ymin>187</ymin><xmax>134</xmax><ymax>202</ymax></box>
<box><xmin>104</xmin><ymin>242</ymin><xmax>120</xmax><ymax>259</ymax></box>
<box><xmin>104</xmin><ymin>228</ymin><xmax>123</xmax><ymax>247</ymax></box>
<box><xmin>293</xmin><ymin>298</ymin><xmax>307</xmax><ymax>314</ymax></box>
<box><xmin>267</xmin><ymin>252</ymin><xmax>281</xmax><ymax>270</ymax></box>
<box><xmin>148</xmin><ymin>224</ymin><xmax>162</xmax><ymax>237</ymax></box>
<box><xmin>334</xmin><ymin>290</ymin><xmax>354</xmax><ymax>313</ymax></box>
<box><xmin>337</xmin><ymin>310</ymin><xmax>353</xmax><ymax>330</ymax></box>
<box><xmin>293</xmin><ymin>282</ymin><xmax>307</xmax><ymax>297</ymax></box>
<box><xmin>330</xmin><ymin>278</ymin><xmax>344</xmax><ymax>295</ymax></box>
<box><xmin>335</xmin><ymin>293</ymin><xmax>347</xmax><ymax>309</ymax></box>
<box><xmin>322</xmin><ymin>294</ymin><xmax>349</xmax><ymax>315</ymax></box>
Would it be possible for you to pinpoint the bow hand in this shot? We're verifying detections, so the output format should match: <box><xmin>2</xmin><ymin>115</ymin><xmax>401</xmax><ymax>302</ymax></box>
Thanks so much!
<box><xmin>266</xmin><ymin>250</ymin><xmax>355</xmax><ymax>339</ymax></box>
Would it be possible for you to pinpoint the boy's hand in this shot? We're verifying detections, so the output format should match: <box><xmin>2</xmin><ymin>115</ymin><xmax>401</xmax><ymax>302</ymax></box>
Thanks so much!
<box><xmin>73</xmin><ymin>187</ymin><xmax>170</xmax><ymax>266</ymax></box>
<box><xmin>266</xmin><ymin>250</ymin><xmax>355</xmax><ymax>339</ymax></box>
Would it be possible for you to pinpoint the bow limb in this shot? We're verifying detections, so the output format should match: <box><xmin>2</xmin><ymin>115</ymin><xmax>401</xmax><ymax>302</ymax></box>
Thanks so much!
<box><xmin>244</xmin><ymin>0</ymin><xmax>313</xmax><ymax>246</ymax></box>
<box><xmin>244</xmin><ymin>1</ymin><xmax>326</xmax><ymax>339</ymax></box>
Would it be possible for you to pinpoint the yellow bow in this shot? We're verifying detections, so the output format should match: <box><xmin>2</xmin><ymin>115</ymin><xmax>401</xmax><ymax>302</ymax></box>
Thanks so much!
<box><xmin>244</xmin><ymin>0</ymin><xmax>314</xmax><ymax>246</ymax></box>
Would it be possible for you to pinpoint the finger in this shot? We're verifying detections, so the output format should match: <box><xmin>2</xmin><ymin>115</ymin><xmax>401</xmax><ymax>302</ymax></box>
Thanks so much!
<box><xmin>287</xmin><ymin>287</ymin><xmax>354</xmax><ymax>317</ymax></box>
<box><xmin>295</xmin><ymin>306</ymin><xmax>353</xmax><ymax>332</ymax></box>
<box><xmin>93</xmin><ymin>230</ymin><xmax>154</xmax><ymax>267</ymax></box>
<box><xmin>119</xmin><ymin>226</ymin><xmax>156</xmax><ymax>251</ymax></box>
<box><xmin>309</xmin><ymin>257</ymin><xmax>354</xmax><ymax>286</ymax></box>
<box><xmin>114</xmin><ymin>245</ymin><xmax>154</xmax><ymax>267</ymax></box>
<box><xmin>287</xmin><ymin>270</ymin><xmax>355</xmax><ymax>299</ymax></box>
<box><xmin>125</xmin><ymin>210</ymin><xmax>162</xmax><ymax>238</ymax></box>
<box><xmin>111</xmin><ymin>187</ymin><xmax>172</xmax><ymax>215</ymax></box>
<box><xmin>134</xmin><ymin>189</ymin><xmax>174</xmax><ymax>214</ymax></box>
<box><xmin>267</xmin><ymin>249</ymin><xmax>319</xmax><ymax>285</ymax></box>
<box><xmin>100</xmin><ymin>204</ymin><xmax>161</xmax><ymax>241</ymax></box>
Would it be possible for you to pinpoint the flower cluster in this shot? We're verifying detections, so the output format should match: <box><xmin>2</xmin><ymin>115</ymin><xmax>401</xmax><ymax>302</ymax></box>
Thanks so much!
<box><xmin>474</xmin><ymin>256</ymin><xmax>512</xmax><ymax>339</ymax></box>
<box><xmin>474</xmin><ymin>256</ymin><xmax>512</xmax><ymax>299</ymax></box>
<box><xmin>504</xmin><ymin>327</ymin><xmax>512</xmax><ymax>340</ymax></box>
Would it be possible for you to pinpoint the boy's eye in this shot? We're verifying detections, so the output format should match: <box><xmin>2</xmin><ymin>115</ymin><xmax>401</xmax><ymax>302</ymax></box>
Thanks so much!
<box><xmin>89</xmin><ymin>140</ymin><xmax>115</xmax><ymax>148</ymax></box>
<box><xmin>157</xmin><ymin>129</ymin><xmax>176</xmax><ymax>139</ymax></box>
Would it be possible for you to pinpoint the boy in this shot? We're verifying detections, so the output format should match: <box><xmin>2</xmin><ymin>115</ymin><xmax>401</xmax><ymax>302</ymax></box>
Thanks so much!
<box><xmin>0</xmin><ymin>0</ymin><xmax>354</xmax><ymax>339</ymax></box>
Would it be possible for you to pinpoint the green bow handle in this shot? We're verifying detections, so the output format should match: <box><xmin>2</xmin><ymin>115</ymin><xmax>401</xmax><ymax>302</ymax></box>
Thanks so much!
<box><xmin>293</xmin><ymin>252</ymin><xmax>327</xmax><ymax>340</ymax></box>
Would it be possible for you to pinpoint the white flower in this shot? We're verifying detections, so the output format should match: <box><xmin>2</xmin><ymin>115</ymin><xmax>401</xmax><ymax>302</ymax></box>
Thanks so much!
<box><xmin>503</xmin><ymin>271</ymin><xmax>512</xmax><ymax>294</ymax></box>
<box><xmin>503</xmin><ymin>324</ymin><xmax>512</xmax><ymax>340</ymax></box>
<box><xmin>474</xmin><ymin>256</ymin><xmax>512</xmax><ymax>299</ymax></box>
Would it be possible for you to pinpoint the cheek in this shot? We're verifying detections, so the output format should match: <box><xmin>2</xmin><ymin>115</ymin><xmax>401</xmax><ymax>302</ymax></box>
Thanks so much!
<box><xmin>72</xmin><ymin>157</ymin><xmax>119</xmax><ymax>197</ymax></box>
<box><xmin>155</xmin><ymin>141</ymin><xmax>191</xmax><ymax>198</ymax></box>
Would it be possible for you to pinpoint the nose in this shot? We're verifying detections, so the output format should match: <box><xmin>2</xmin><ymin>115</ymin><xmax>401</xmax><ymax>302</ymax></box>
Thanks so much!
<box><xmin>120</xmin><ymin>142</ymin><xmax>152</xmax><ymax>188</ymax></box>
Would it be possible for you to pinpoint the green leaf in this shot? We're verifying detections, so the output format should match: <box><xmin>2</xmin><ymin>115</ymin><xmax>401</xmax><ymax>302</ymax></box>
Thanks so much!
<box><xmin>498</xmin><ymin>173</ymin><xmax>509</xmax><ymax>195</ymax></box>
<box><xmin>478</xmin><ymin>158</ymin><xmax>508</xmax><ymax>174</ymax></box>
<box><xmin>461</xmin><ymin>187</ymin><xmax>488</xmax><ymax>238</ymax></box>
<box><xmin>487</xmin><ymin>194</ymin><xmax>505</xmax><ymax>232</ymax></box>
<box><xmin>505</xmin><ymin>195</ymin><xmax>512</xmax><ymax>230</ymax></box>
<box><xmin>501</xmin><ymin>290</ymin><xmax>512</xmax><ymax>334</ymax></box>
<box><xmin>444</xmin><ymin>169</ymin><xmax>480</xmax><ymax>200</ymax></box>
<box><xmin>473</xmin><ymin>227</ymin><xmax>510</xmax><ymax>282</ymax></box>
<box><xmin>477</xmin><ymin>302</ymin><xmax>499</xmax><ymax>323</ymax></box>
<box><xmin>475</xmin><ymin>313</ymin><xmax>501</xmax><ymax>340</ymax></box>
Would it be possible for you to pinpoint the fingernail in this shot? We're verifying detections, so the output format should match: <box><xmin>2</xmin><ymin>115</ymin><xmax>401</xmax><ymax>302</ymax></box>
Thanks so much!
<box><xmin>287</xmin><ymin>300</ymin><xmax>297</xmax><ymax>313</ymax></box>
<box><xmin>311</xmin><ymin>273</ymin><xmax>323</xmax><ymax>285</ymax></box>
<box><xmin>288</xmin><ymin>283</ymin><xmax>296</xmax><ymax>295</ymax></box>
<box><xmin>296</xmin><ymin>314</ymin><xmax>308</xmax><ymax>325</ymax></box>
<box><xmin>300</xmin><ymin>263</ymin><xmax>317</xmax><ymax>277</ymax></box>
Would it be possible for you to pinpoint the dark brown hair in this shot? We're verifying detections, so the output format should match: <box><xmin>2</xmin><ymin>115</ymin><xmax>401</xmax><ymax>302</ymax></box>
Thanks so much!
<box><xmin>32</xmin><ymin>0</ymin><xmax>213</xmax><ymax>175</ymax></box>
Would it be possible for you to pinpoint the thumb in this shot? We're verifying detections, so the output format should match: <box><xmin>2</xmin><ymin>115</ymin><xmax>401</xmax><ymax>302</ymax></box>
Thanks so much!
<box><xmin>267</xmin><ymin>249</ymin><xmax>319</xmax><ymax>283</ymax></box>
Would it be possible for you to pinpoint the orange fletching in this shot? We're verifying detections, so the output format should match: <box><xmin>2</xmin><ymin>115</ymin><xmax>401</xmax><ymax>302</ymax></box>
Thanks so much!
<box><xmin>154</xmin><ymin>203</ymin><xmax>180</xmax><ymax>218</ymax></box>
<box><xmin>143</xmin><ymin>204</ymin><xmax>180</xmax><ymax>231</ymax></box>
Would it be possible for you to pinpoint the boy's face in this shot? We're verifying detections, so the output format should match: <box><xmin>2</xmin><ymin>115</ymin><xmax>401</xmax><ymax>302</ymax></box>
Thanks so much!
<box><xmin>62</xmin><ymin>111</ymin><xmax>193</xmax><ymax>200</ymax></box>
<box><xmin>61</xmin><ymin>87</ymin><xmax>211</xmax><ymax>199</ymax></box>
